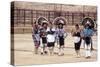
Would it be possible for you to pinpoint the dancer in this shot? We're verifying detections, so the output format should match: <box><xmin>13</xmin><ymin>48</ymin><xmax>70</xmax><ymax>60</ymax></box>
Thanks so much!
<box><xmin>32</xmin><ymin>22</ymin><xmax>40</xmax><ymax>54</ymax></box>
<box><xmin>46</xmin><ymin>22</ymin><xmax>56</xmax><ymax>55</ymax></box>
<box><xmin>56</xmin><ymin>21</ymin><xmax>67</xmax><ymax>56</ymax></box>
<box><xmin>39</xmin><ymin>21</ymin><xmax>48</xmax><ymax>55</ymax></box>
<box><xmin>71</xmin><ymin>24</ymin><xmax>82</xmax><ymax>57</ymax></box>
<box><xmin>82</xmin><ymin>21</ymin><xmax>94</xmax><ymax>59</ymax></box>
<box><xmin>82</xmin><ymin>17</ymin><xmax>95</xmax><ymax>51</ymax></box>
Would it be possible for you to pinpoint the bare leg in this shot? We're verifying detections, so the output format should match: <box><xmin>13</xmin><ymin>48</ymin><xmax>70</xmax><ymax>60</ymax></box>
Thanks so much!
<box><xmin>34</xmin><ymin>47</ymin><xmax>38</xmax><ymax>54</ymax></box>
<box><xmin>85</xmin><ymin>44</ymin><xmax>91</xmax><ymax>59</ymax></box>
<box><xmin>58</xmin><ymin>46</ymin><xmax>61</xmax><ymax>56</ymax></box>
<box><xmin>44</xmin><ymin>44</ymin><xmax>48</xmax><ymax>54</ymax></box>
<box><xmin>58</xmin><ymin>46</ymin><xmax>64</xmax><ymax>56</ymax></box>
<box><xmin>76</xmin><ymin>50</ymin><xmax>80</xmax><ymax>58</ymax></box>
<box><xmin>48</xmin><ymin>47</ymin><xmax>53</xmax><ymax>55</ymax></box>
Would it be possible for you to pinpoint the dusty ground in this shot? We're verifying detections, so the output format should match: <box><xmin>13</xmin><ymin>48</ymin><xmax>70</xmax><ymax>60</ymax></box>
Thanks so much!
<box><xmin>11</xmin><ymin>33</ymin><xmax>97</xmax><ymax>66</ymax></box>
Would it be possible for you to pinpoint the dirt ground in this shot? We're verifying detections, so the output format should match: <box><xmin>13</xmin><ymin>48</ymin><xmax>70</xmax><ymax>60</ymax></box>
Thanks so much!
<box><xmin>11</xmin><ymin>33</ymin><xmax>97</xmax><ymax>66</ymax></box>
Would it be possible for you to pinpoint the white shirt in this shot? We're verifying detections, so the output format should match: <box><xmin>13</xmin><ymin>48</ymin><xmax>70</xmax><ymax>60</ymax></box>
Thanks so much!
<box><xmin>74</xmin><ymin>36</ymin><xmax>80</xmax><ymax>43</ymax></box>
<box><xmin>47</xmin><ymin>34</ymin><xmax>55</xmax><ymax>42</ymax></box>
<box><xmin>46</xmin><ymin>27</ymin><xmax>56</xmax><ymax>42</ymax></box>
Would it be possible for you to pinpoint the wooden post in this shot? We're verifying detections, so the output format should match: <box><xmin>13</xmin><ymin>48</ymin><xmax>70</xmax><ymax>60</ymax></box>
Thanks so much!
<box><xmin>23</xmin><ymin>9</ymin><xmax>25</xmax><ymax>34</ymax></box>
<box><xmin>72</xmin><ymin>13</ymin><xmax>74</xmax><ymax>25</ymax></box>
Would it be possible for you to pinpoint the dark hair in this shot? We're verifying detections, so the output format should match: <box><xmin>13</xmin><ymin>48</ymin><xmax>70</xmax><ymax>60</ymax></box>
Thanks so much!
<box><xmin>58</xmin><ymin>23</ymin><xmax>63</xmax><ymax>29</ymax></box>
<box><xmin>42</xmin><ymin>23</ymin><xmax>48</xmax><ymax>26</ymax></box>
<box><xmin>85</xmin><ymin>24</ymin><xmax>92</xmax><ymax>29</ymax></box>
<box><xmin>75</xmin><ymin>24</ymin><xmax>79</xmax><ymax>27</ymax></box>
<box><xmin>49</xmin><ymin>21</ymin><xmax>52</xmax><ymax>24</ymax></box>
